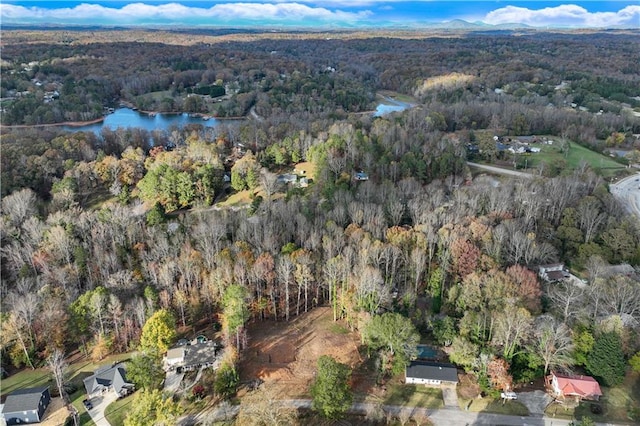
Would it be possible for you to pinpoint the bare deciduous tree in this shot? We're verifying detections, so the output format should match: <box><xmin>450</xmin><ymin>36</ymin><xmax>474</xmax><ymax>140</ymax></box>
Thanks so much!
<box><xmin>531</xmin><ymin>315</ymin><xmax>574</xmax><ymax>375</ymax></box>
<box><xmin>547</xmin><ymin>282</ymin><xmax>586</xmax><ymax>324</ymax></box>
<box><xmin>47</xmin><ymin>349</ymin><xmax>69</xmax><ymax>403</ymax></box>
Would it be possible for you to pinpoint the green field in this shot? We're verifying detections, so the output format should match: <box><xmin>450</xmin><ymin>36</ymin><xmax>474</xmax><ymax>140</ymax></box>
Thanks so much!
<box><xmin>524</xmin><ymin>141</ymin><xmax>626</xmax><ymax>177</ymax></box>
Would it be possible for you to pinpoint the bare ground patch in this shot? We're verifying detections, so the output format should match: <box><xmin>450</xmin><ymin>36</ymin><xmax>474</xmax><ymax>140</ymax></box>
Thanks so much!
<box><xmin>239</xmin><ymin>307</ymin><xmax>363</xmax><ymax>398</ymax></box>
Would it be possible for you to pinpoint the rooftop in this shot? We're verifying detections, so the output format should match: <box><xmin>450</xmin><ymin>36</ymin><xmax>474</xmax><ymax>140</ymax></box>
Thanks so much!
<box><xmin>406</xmin><ymin>361</ymin><xmax>458</xmax><ymax>383</ymax></box>
<box><xmin>2</xmin><ymin>387</ymin><xmax>49</xmax><ymax>413</ymax></box>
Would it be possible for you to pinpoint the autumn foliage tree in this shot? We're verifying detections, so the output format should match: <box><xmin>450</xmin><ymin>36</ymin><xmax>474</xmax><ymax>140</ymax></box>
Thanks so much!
<box><xmin>139</xmin><ymin>309</ymin><xmax>177</xmax><ymax>355</ymax></box>
<box><xmin>487</xmin><ymin>357</ymin><xmax>513</xmax><ymax>391</ymax></box>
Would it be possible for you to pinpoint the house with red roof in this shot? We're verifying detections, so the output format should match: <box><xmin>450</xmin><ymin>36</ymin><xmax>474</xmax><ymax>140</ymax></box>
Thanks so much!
<box><xmin>547</xmin><ymin>372</ymin><xmax>603</xmax><ymax>401</ymax></box>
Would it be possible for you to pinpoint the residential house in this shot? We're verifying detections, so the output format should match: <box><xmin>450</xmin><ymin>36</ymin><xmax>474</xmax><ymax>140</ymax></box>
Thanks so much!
<box><xmin>163</xmin><ymin>340</ymin><xmax>223</xmax><ymax>372</ymax></box>
<box><xmin>277</xmin><ymin>174</ymin><xmax>297</xmax><ymax>184</ymax></box>
<box><xmin>165</xmin><ymin>347</ymin><xmax>186</xmax><ymax>368</ymax></box>
<box><xmin>405</xmin><ymin>361</ymin><xmax>458</xmax><ymax>386</ymax></box>
<box><xmin>83</xmin><ymin>363</ymin><xmax>133</xmax><ymax>398</ymax></box>
<box><xmin>1</xmin><ymin>387</ymin><xmax>51</xmax><ymax>425</ymax></box>
<box><xmin>538</xmin><ymin>263</ymin><xmax>569</xmax><ymax>283</ymax></box>
<box><xmin>547</xmin><ymin>372</ymin><xmax>602</xmax><ymax>401</ymax></box>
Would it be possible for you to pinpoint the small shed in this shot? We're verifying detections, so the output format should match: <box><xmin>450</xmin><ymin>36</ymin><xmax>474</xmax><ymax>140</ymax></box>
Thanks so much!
<box><xmin>1</xmin><ymin>387</ymin><xmax>51</xmax><ymax>425</ymax></box>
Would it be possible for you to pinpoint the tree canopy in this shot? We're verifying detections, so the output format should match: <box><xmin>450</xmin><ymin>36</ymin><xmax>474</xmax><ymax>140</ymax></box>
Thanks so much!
<box><xmin>139</xmin><ymin>309</ymin><xmax>177</xmax><ymax>355</ymax></box>
<box><xmin>311</xmin><ymin>355</ymin><xmax>353</xmax><ymax>419</ymax></box>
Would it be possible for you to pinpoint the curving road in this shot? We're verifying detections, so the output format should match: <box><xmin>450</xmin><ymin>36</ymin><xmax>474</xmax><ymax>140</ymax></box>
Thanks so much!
<box><xmin>610</xmin><ymin>172</ymin><xmax>640</xmax><ymax>220</ymax></box>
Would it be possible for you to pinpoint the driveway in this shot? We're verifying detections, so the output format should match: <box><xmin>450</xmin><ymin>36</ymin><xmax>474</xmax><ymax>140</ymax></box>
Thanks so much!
<box><xmin>85</xmin><ymin>391</ymin><xmax>118</xmax><ymax>426</ymax></box>
<box><xmin>441</xmin><ymin>384</ymin><xmax>459</xmax><ymax>407</ymax></box>
<box><xmin>164</xmin><ymin>370</ymin><xmax>185</xmax><ymax>393</ymax></box>
<box><xmin>517</xmin><ymin>390</ymin><xmax>553</xmax><ymax>415</ymax></box>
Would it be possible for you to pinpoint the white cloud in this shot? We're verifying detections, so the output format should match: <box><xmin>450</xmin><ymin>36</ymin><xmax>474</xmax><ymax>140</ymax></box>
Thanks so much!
<box><xmin>0</xmin><ymin>2</ymin><xmax>372</xmax><ymax>25</ymax></box>
<box><xmin>484</xmin><ymin>4</ymin><xmax>640</xmax><ymax>28</ymax></box>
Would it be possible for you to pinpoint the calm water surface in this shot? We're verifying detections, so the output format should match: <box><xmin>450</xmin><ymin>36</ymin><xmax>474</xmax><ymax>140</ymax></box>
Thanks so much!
<box><xmin>63</xmin><ymin>108</ymin><xmax>220</xmax><ymax>133</ymax></box>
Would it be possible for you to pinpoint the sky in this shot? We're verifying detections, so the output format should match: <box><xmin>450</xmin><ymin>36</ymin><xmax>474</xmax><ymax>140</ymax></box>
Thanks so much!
<box><xmin>1</xmin><ymin>1</ymin><xmax>639</xmax><ymax>29</ymax></box>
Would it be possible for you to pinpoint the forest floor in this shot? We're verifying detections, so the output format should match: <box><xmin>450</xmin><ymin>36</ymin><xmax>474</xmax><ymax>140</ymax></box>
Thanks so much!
<box><xmin>238</xmin><ymin>307</ymin><xmax>367</xmax><ymax>399</ymax></box>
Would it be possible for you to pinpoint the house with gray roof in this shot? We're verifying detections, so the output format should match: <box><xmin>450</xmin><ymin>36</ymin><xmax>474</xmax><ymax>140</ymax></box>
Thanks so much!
<box><xmin>83</xmin><ymin>363</ymin><xmax>133</xmax><ymax>398</ymax></box>
<box><xmin>405</xmin><ymin>361</ymin><xmax>458</xmax><ymax>386</ymax></box>
<box><xmin>163</xmin><ymin>340</ymin><xmax>223</xmax><ymax>372</ymax></box>
<box><xmin>1</xmin><ymin>387</ymin><xmax>51</xmax><ymax>425</ymax></box>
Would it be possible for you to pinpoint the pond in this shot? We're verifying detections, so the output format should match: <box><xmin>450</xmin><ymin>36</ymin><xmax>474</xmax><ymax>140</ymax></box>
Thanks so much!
<box><xmin>62</xmin><ymin>108</ymin><xmax>221</xmax><ymax>134</ymax></box>
<box><xmin>374</xmin><ymin>96</ymin><xmax>413</xmax><ymax>117</ymax></box>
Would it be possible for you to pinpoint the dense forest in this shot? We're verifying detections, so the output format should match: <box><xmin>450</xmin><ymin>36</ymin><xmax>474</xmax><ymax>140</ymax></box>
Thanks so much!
<box><xmin>1</xmin><ymin>28</ymin><xmax>640</xmax><ymax>424</ymax></box>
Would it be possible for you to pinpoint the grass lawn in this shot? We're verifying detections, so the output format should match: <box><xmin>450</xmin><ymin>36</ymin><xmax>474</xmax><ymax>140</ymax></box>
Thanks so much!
<box><xmin>383</xmin><ymin>384</ymin><xmax>444</xmax><ymax>408</ymax></box>
<box><xmin>105</xmin><ymin>394</ymin><xmax>135</xmax><ymax>426</ymax></box>
<box><xmin>218</xmin><ymin>189</ymin><xmax>255</xmax><ymax>207</ymax></box>
<box><xmin>294</xmin><ymin>161</ymin><xmax>316</xmax><ymax>181</ymax></box>
<box><xmin>69</xmin><ymin>387</ymin><xmax>96</xmax><ymax>426</ymax></box>
<box><xmin>1</xmin><ymin>351</ymin><xmax>134</xmax><ymax>426</ymax></box>
<box><xmin>460</xmin><ymin>397</ymin><xmax>529</xmax><ymax>416</ymax></box>
<box><xmin>0</xmin><ymin>367</ymin><xmax>52</xmax><ymax>395</ymax></box>
<box><xmin>522</xmin><ymin>141</ymin><xmax>625</xmax><ymax>177</ymax></box>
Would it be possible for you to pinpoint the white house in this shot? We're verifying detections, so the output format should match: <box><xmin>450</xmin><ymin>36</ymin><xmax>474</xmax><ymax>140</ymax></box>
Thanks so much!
<box><xmin>405</xmin><ymin>362</ymin><xmax>458</xmax><ymax>386</ymax></box>
<box><xmin>165</xmin><ymin>347</ymin><xmax>186</xmax><ymax>368</ymax></box>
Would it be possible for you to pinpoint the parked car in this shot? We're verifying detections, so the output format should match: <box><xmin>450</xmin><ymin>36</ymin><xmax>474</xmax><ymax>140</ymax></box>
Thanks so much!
<box><xmin>501</xmin><ymin>391</ymin><xmax>517</xmax><ymax>400</ymax></box>
<box><xmin>82</xmin><ymin>398</ymin><xmax>93</xmax><ymax>409</ymax></box>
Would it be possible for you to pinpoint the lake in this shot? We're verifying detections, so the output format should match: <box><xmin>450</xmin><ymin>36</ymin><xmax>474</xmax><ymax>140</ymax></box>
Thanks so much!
<box><xmin>62</xmin><ymin>108</ymin><xmax>221</xmax><ymax>134</ymax></box>
<box><xmin>374</xmin><ymin>97</ymin><xmax>413</xmax><ymax>116</ymax></box>
<box><xmin>61</xmin><ymin>100</ymin><xmax>409</xmax><ymax>134</ymax></box>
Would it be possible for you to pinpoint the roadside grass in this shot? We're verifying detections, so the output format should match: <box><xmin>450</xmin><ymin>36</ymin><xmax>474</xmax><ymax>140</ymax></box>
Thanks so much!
<box><xmin>459</xmin><ymin>397</ymin><xmax>529</xmax><ymax>416</ymax></box>
<box><xmin>104</xmin><ymin>394</ymin><xmax>135</xmax><ymax>426</ymax></box>
<box><xmin>545</xmin><ymin>402</ymin><xmax>576</xmax><ymax>420</ymax></box>
<box><xmin>383</xmin><ymin>383</ymin><xmax>444</xmax><ymax>409</ymax></box>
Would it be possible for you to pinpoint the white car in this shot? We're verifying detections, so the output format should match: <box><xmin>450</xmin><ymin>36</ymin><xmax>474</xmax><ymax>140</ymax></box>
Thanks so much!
<box><xmin>501</xmin><ymin>391</ymin><xmax>517</xmax><ymax>400</ymax></box>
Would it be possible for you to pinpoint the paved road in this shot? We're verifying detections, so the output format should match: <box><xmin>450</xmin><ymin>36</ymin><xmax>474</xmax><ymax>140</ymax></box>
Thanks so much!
<box><xmin>178</xmin><ymin>398</ymin><xmax>623</xmax><ymax>426</ymax></box>
<box><xmin>610</xmin><ymin>172</ymin><xmax>640</xmax><ymax>220</ymax></box>
<box><xmin>467</xmin><ymin>162</ymin><xmax>536</xmax><ymax>179</ymax></box>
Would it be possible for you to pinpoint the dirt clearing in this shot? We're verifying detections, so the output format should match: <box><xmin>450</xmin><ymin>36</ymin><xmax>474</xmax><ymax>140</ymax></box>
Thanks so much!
<box><xmin>239</xmin><ymin>307</ymin><xmax>363</xmax><ymax>398</ymax></box>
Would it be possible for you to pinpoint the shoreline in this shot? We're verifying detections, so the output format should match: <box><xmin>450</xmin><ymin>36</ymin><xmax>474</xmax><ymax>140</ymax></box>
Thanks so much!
<box><xmin>0</xmin><ymin>108</ymin><xmax>247</xmax><ymax>130</ymax></box>
<box><xmin>0</xmin><ymin>116</ymin><xmax>106</xmax><ymax>129</ymax></box>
